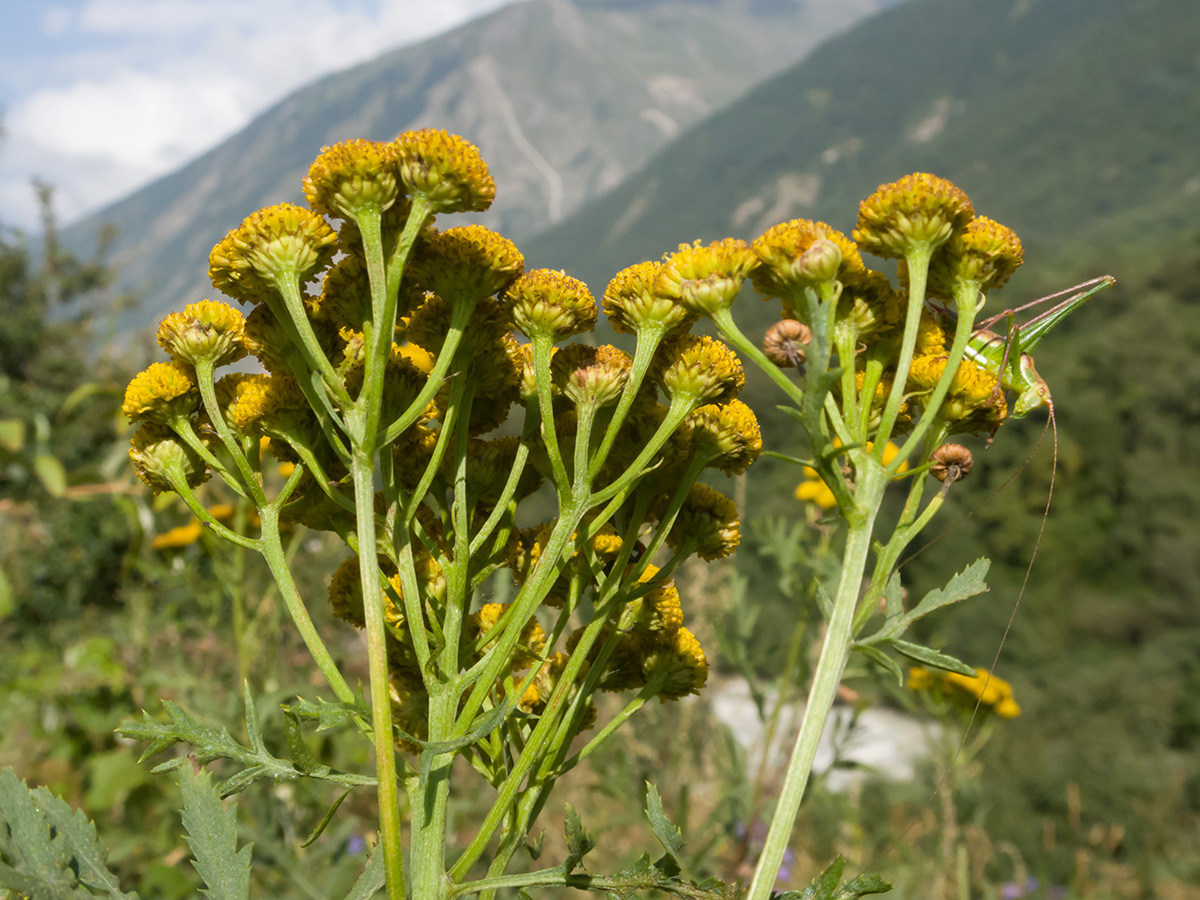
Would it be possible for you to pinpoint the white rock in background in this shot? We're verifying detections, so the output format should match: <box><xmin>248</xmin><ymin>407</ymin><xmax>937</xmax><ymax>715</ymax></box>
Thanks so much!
<box><xmin>707</xmin><ymin>677</ymin><xmax>941</xmax><ymax>792</ymax></box>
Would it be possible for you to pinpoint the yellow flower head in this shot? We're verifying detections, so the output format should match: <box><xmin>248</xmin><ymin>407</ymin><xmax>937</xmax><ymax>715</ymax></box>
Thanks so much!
<box><xmin>907</xmin><ymin>355</ymin><xmax>1007</xmax><ymax>430</ymax></box>
<box><xmin>751</xmin><ymin>219</ymin><xmax>865</xmax><ymax>299</ymax></box>
<box><xmin>853</xmin><ymin>173</ymin><xmax>974</xmax><ymax>259</ymax></box>
<box><xmin>122</xmin><ymin>361</ymin><xmax>200</xmax><ymax>424</ymax></box>
<box><xmin>551</xmin><ymin>343</ymin><xmax>632</xmax><ymax>409</ymax></box>
<box><xmin>655</xmin><ymin>238</ymin><xmax>757</xmax><ymax>318</ymax></box>
<box><xmin>644</xmin><ymin>626</ymin><xmax>708</xmax><ymax>701</ymax></box>
<box><xmin>602</xmin><ymin>260</ymin><xmax>697</xmax><ymax>336</ymax></box>
<box><xmin>500</xmin><ymin>268</ymin><xmax>597</xmax><ymax>341</ymax></box>
<box><xmin>393</xmin><ymin>128</ymin><xmax>495</xmax><ymax>214</ymax></box>
<box><xmin>227</xmin><ymin>372</ymin><xmax>315</xmax><ymax>446</ymax></box>
<box><xmin>626</xmin><ymin>565</ymin><xmax>685</xmax><ymax>635</ymax></box>
<box><xmin>929</xmin><ymin>215</ymin><xmax>1024</xmax><ymax>297</ymax></box>
<box><xmin>686</xmin><ymin>399</ymin><xmax>762</xmax><ymax>476</ymax></box>
<box><xmin>129</xmin><ymin>424</ymin><xmax>210</xmax><ymax>494</ymax></box>
<box><xmin>156</xmin><ymin>299</ymin><xmax>247</xmax><ymax>367</ymax></box>
<box><xmin>209</xmin><ymin>203</ymin><xmax>337</xmax><ymax>305</ymax></box>
<box><xmin>303</xmin><ymin>138</ymin><xmax>400</xmax><ymax>220</ymax></box>
<box><xmin>652</xmin><ymin>334</ymin><xmax>745</xmax><ymax>407</ymax></box>
<box><xmin>408</xmin><ymin>224</ymin><xmax>524</xmax><ymax>302</ymax></box>
<box><xmin>661</xmin><ymin>482</ymin><xmax>740</xmax><ymax>561</ymax></box>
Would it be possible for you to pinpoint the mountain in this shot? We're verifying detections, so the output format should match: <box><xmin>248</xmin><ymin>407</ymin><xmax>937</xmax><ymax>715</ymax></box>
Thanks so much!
<box><xmin>524</xmin><ymin>0</ymin><xmax>1200</xmax><ymax>293</ymax></box>
<box><xmin>62</xmin><ymin>0</ymin><xmax>895</xmax><ymax>327</ymax></box>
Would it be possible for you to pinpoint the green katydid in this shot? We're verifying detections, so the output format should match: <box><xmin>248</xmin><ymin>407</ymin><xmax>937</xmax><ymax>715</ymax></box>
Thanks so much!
<box><xmin>962</xmin><ymin>274</ymin><xmax>1116</xmax><ymax>418</ymax></box>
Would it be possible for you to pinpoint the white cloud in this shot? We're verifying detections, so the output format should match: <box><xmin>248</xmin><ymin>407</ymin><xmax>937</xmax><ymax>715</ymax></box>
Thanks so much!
<box><xmin>2</xmin><ymin>0</ymin><xmax>519</xmax><ymax>230</ymax></box>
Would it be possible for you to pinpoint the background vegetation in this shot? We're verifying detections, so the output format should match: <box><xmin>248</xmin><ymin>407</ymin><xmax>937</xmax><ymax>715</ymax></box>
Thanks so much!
<box><xmin>4</xmin><ymin>0</ymin><xmax>1199</xmax><ymax>897</ymax></box>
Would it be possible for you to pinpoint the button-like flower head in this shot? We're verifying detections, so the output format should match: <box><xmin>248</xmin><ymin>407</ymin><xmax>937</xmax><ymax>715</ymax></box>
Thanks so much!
<box><xmin>393</xmin><ymin>128</ymin><xmax>495</xmax><ymax>214</ymax></box>
<box><xmin>853</xmin><ymin>173</ymin><xmax>974</xmax><ymax>259</ymax></box>
<box><xmin>210</xmin><ymin>203</ymin><xmax>338</xmax><ymax>305</ymax></box>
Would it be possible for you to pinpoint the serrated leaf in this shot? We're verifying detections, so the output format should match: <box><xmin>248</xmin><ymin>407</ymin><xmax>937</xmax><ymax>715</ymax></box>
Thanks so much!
<box><xmin>644</xmin><ymin>782</ymin><xmax>685</xmax><ymax>858</ymax></box>
<box><xmin>34</xmin><ymin>784</ymin><xmax>140</xmax><ymax>899</ymax></box>
<box><xmin>837</xmin><ymin>872</ymin><xmax>893</xmax><ymax>898</ymax></box>
<box><xmin>178</xmin><ymin>765</ymin><xmax>252</xmax><ymax>900</ymax></box>
<box><xmin>851</xmin><ymin>644</ymin><xmax>904</xmax><ymax>686</ymax></box>
<box><xmin>889</xmin><ymin>640</ymin><xmax>975</xmax><ymax>676</ymax></box>
<box><xmin>342</xmin><ymin>842</ymin><xmax>385</xmax><ymax>900</ymax></box>
<box><xmin>34</xmin><ymin>453</ymin><xmax>67</xmax><ymax>496</ymax></box>
<box><xmin>283</xmin><ymin>696</ymin><xmax>368</xmax><ymax>732</ymax></box>
<box><xmin>908</xmin><ymin>559</ymin><xmax>989</xmax><ymax>620</ymax></box>
<box><xmin>119</xmin><ymin>700</ymin><xmax>373</xmax><ymax>798</ymax></box>
<box><xmin>563</xmin><ymin>803</ymin><xmax>595</xmax><ymax>873</ymax></box>
<box><xmin>0</xmin><ymin>768</ymin><xmax>136</xmax><ymax>900</ymax></box>
<box><xmin>793</xmin><ymin>854</ymin><xmax>846</xmax><ymax>900</ymax></box>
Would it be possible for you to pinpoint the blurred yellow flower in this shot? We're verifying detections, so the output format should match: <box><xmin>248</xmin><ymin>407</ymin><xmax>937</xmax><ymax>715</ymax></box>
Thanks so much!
<box><xmin>907</xmin><ymin>665</ymin><xmax>1020</xmax><ymax>718</ymax></box>
<box><xmin>795</xmin><ymin>467</ymin><xmax>837</xmax><ymax>509</ymax></box>
<box><xmin>152</xmin><ymin>520</ymin><xmax>204</xmax><ymax>550</ymax></box>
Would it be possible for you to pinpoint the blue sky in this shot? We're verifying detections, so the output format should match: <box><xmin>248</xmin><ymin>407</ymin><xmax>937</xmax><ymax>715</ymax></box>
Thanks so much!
<box><xmin>0</xmin><ymin>0</ymin><xmax>518</xmax><ymax>231</ymax></box>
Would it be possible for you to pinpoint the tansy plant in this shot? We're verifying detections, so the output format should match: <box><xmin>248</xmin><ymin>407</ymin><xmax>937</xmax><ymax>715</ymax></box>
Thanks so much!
<box><xmin>115</xmin><ymin>130</ymin><xmax>758</xmax><ymax>900</ymax></box>
<box><xmin>0</xmin><ymin>135</ymin><xmax>1085</xmax><ymax>900</ymax></box>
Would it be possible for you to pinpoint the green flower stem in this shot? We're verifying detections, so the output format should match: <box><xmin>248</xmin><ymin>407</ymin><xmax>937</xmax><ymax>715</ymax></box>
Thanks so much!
<box><xmin>380</xmin><ymin>299</ymin><xmax>473</xmax><ymax>447</ymax></box>
<box><xmin>410</xmin><ymin>381</ymin><xmax>476</xmax><ymax>899</ymax></box>
<box><xmin>709</xmin><ymin>307</ymin><xmax>805</xmax><ymax>410</ymax></box>
<box><xmin>271</xmin><ymin>280</ymin><xmax>354</xmax><ymax>410</ymax></box>
<box><xmin>585</xmin><ymin>323</ymin><xmax>668</xmax><ymax>482</ymax></box>
<box><xmin>468</xmin><ymin>437</ymin><xmax>533</xmax><ymax>556</ymax></box>
<box><xmin>856</xmin><ymin>354</ymin><xmax>886</xmax><ymax>436</ymax></box>
<box><xmin>893</xmin><ymin>285</ymin><xmax>979</xmax><ymax>471</ymax></box>
<box><xmin>165</xmin><ymin>468</ymin><xmax>260</xmax><ymax>550</ymax></box>
<box><xmin>230</xmin><ymin>498</ymin><xmax>249</xmax><ymax>687</ymax></box>
<box><xmin>192</xmin><ymin>360</ymin><xmax>267</xmax><ymax>505</ymax></box>
<box><xmin>449</xmin><ymin>597</ymin><xmax>620</xmax><ymax>882</ymax></box>
<box><xmin>384</xmin><ymin>195</ymin><xmax>434</xmax><ymax>303</ymax></box>
<box><xmin>454</xmin><ymin>507</ymin><xmax>585</xmax><ymax>732</ymax></box>
<box><xmin>554</xmin><ymin>679</ymin><xmax>661</xmax><ymax>773</ymax></box>
<box><xmin>586</xmin><ymin>394</ymin><xmax>694</xmax><ymax>508</ymax></box>
<box><xmin>834</xmin><ymin>324</ymin><xmax>862</xmax><ymax>427</ymax></box>
<box><xmin>745</xmin><ymin>458</ymin><xmax>887</xmax><ymax>900</ymax></box>
<box><xmin>874</xmin><ymin>245</ymin><xmax>933</xmax><ymax>450</ymax></box>
<box><xmin>256</xmin><ymin>503</ymin><xmax>355</xmax><ymax>705</ymax></box>
<box><xmin>823</xmin><ymin>392</ymin><xmax>854</xmax><ymax>449</ymax></box>
<box><xmin>168</xmin><ymin>415</ymin><xmax>247</xmax><ymax>498</ymax></box>
<box><xmin>531</xmin><ymin>333</ymin><xmax>571</xmax><ymax>495</ymax></box>
<box><xmin>348</xmin><ymin>454</ymin><xmax>407</xmax><ymax>900</ymax></box>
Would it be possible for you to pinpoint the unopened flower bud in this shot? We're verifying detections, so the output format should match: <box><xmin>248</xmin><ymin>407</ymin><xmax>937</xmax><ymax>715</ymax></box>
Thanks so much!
<box><xmin>762</xmin><ymin>319</ymin><xmax>812</xmax><ymax>368</ymax></box>
<box><xmin>930</xmin><ymin>443</ymin><xmax>973</xmax><ymax>485</ymax></box>
<box><xmin>128</xmin><ymin>424</ymin><xmax>210</xmax><ymax>493</ymax></box>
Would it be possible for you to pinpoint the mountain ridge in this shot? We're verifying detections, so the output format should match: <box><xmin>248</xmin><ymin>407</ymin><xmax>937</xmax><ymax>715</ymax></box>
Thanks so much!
<box><xmin>61</xmin><ymin>0</ymin><xmax>893</xmax><ymax>326</ymax></box>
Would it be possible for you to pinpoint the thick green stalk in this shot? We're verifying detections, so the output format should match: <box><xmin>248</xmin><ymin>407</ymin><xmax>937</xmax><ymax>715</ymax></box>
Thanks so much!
<box><xmin>350</xmin><ymin>455</ymin><xmax>407</xmax><ymax>900</ymax></box>
<box><xmin>744</xmin><ymin>460</ymin><xmax>886</xmax><ymax>900</ymax></box>
<box><xmin>874</xmin><ymin>245</ymin><xmax>933</xmax><ymax>449</ymax></box>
